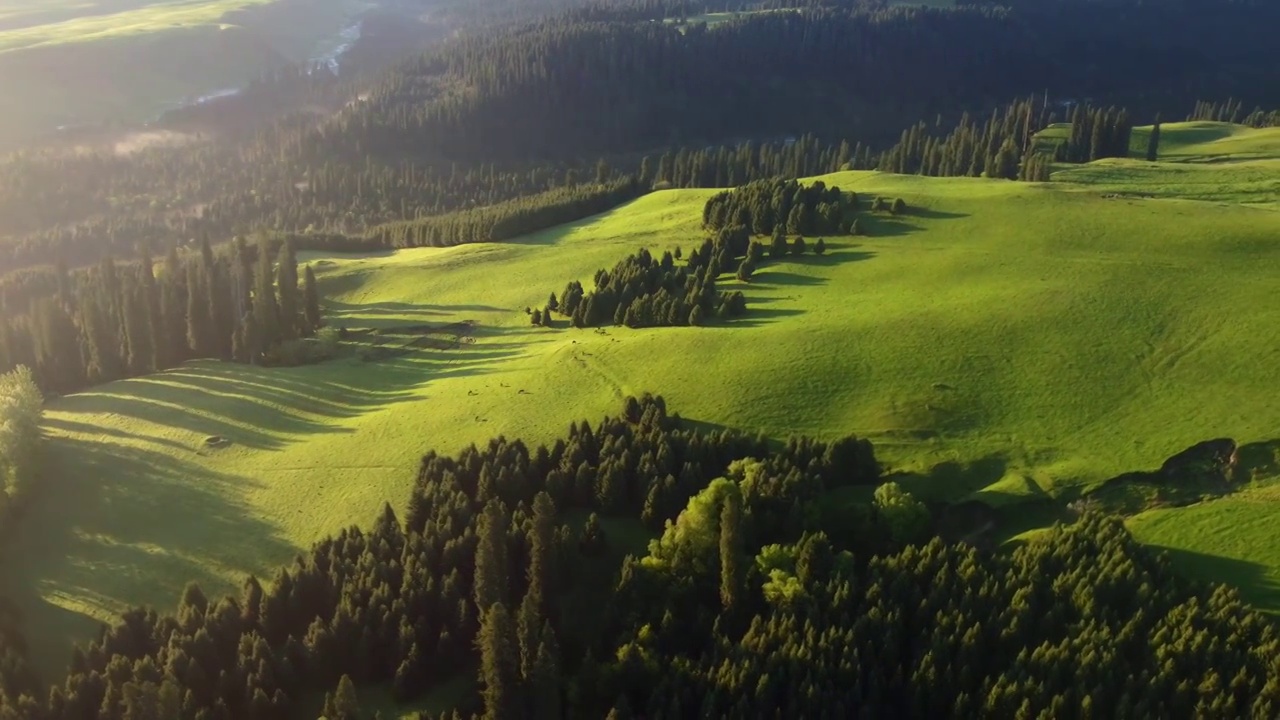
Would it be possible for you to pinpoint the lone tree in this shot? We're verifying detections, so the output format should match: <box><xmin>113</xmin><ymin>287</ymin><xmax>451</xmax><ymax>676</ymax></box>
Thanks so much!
<box><xmin>890</xmin><ymin>198</ymin><xmax>907</xmax><ymax>215</ymax></box>
<box><xmin>814</xmin><ymin>238</ymin><xmax>826</xmax><ymax>255</ymax></box>
<box><xmin>791</xmin><ymin>236</ymin><xmax>807</xmax><ymax>256</ymax></box>
<box><xmin>849</xmin><ymin>218</ymin><xmax>862</xmax><ymax>236</ymax></box>
<box><xmin>735</xmin><ymin>258</ymin><xmax>755</xmax><ymax>282</ymax></box>
<box><xmin>1146</xmin><ymin>118</ymin><xmax>1162</xmax><ymax>162</ymax></box>
<box><xmin>770</xmin><ymin>227</ymin><xmax>788</xmax><ymax>259</ymax></box>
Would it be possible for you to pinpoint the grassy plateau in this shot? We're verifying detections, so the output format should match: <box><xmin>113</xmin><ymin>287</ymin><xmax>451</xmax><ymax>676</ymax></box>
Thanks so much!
<box><xmin>6</xmin><ymin>122</ymin><xmax>1280</xmax><ymax>686</ymax></box>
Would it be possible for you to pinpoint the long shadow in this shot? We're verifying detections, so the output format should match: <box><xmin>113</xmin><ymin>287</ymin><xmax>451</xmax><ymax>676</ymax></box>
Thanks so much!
<box><xmin>6</xmin><ymin>435</ymin><xmax>296</xmax><ymax>682</ymax></box>
<box><xmin>1152</xmin><ymin>545</ymin><xmax>1280</xmax><ymax>613</ymax></box>
<box><xmin>57</xmin><ymin>389</ymin><xmax>358</xmax><ymax>451</ymax></box>
<box><xmin>720</xmin><ymin>244</ymin><xmax>879</xmax><ymax>328</ymax></box>
<box><xmin>888</xmin><ymin>454</ymin><xmax>1010</xmax><ymax>503</ymax></box>
<box><xmin>1237</xmin><ymin>439</ymin><xmax>1280</xmax><ymax>479</ymax></box>
<box><xmin>326</xmin><ymin>299</ymin><xmax>507</xmax><ymax>314</ymax></box>
<box><xmin>42</xmin><ymin>417</ymin><xmax>192</xmax><ymax>453</ymax></box>
<box><xmin>903</xmin><ymin>207</ymin><xmax>970</xmax><ymax>220</ymax></box>
<box><xmin>860</xmin><ymin>215</ymin><xmax>923</xmax><ymax>237</ymax></box>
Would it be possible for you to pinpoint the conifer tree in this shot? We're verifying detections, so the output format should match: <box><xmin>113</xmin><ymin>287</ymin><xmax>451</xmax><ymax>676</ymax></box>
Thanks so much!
<box><xmin>185</xmin><ymin>262</ymin><xmax>214</xmax><ymax>358</ymax></box>
<box><xmin>517</xmin><ymin>589</ymin><xmax>540</xmax><ymax>681</ymax></box>
<box><xmin>253</xmin><ymin>236</ymin><xmax>281</xmax><ymax>350</ymax></box>
<box><xmin>719</xmin><ymin>490</ymin><xmax>743</xmax><ymax>611</ymax></box>
<box><xmin>160</xmin><ymin>246</ymin><xmax>188</xmax><ymax>369</ymax></box>
<box><xmin>770</xmin><ymin>227</ymin><xmax>788</xmax><ymax>259</ymax></box>
<box><xmin>123</xmin><ymin>285</ymin><xmax>154</xmax><ymax>375</ymax></box>
<box><xmin>532</xmin><ymin>624</ymin><xmax>561</xmax><ymax>720</ymax></box>
<box><xmin>478</xmin><ymin>603</ymin><xmax>520</xmax><ymax>720</ymax></box>
<box><xmin>303</xmin><ymin>265</ymin><xmax>321</xmax><ymax>335</ymax></box>
<box><xmin>33</xmin><ymin>298</ymin><xmax>85</xmax><ymax>393</ymax></box>
<box><xmin>528</xmin><ymin>492</ymin><xmax>556</xmax><ymax>610</ymax></box>
<box><xmin>1147</xmin><ymin>119</ymin><xmax>1161</xmax><ymax>162</ymax></box>
<box><xmin>475</xmin><ymin>499</ymin><xmax>509</xmax><ymax>613</ymax></box>
<box><xmin>276</xmin><ymin>239</ymin><xmax>300</xmax><ymax>341</ymax></box>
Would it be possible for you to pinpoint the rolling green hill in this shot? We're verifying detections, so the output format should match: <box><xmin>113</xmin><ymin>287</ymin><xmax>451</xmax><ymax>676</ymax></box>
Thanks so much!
<box><xmin>7</xmin><ymin>128</ymin><xmax>1280</xmax><ymax>679</ymax></box>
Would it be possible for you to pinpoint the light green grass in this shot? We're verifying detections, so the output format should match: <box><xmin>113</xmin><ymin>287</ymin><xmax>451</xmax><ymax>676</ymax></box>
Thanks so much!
<box><xmin>9</xmin><ymin>162</ymin><xmax>1280</xmax><ymax>679</ymax></box>
<box><xmin>1128</xmin><ymin>481</ymin><xmax>1280</xmax><ymax>612</ymax></box>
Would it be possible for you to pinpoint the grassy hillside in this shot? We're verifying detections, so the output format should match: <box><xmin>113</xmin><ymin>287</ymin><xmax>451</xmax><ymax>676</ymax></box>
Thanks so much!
<box><xmin>8</xmin><ymin>138</ymin><xmax>1280</xmax><ymax>678</ymax></box>
<box><xmin>0</xmin><ymin>0</ymin><xmax>365</xmax><ymax>145</ymax></box>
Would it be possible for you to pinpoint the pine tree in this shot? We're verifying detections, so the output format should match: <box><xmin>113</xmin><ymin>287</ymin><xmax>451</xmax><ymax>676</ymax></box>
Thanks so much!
<box><xmin>527</xmin><ymin>492</ymin><xmax>556</xmax><ymax>610</ymax></box>
<box><xmin>1147</xmin><ymin>119</ymin><xmax>1161</xmax><ymax>162</ymax></box>
<box><xmin>770</xmin><ymin>227</ymin><xmax>788</xmax><ymax>259</ymax></box>
<box><xmin>517</xmin><ymin>589</ymin><xmax>540</xmax><ymax>681</ymax></box>
<box><xmin>123</xmin><ymin>284</ymin><xmax>155</xmax><ymax>375</ymax></box>
<box><xmin>253</xmin><ymin>236</ymin><xmax>281</xmax><ymax>351</ymax></box>
<box><xmin>475</xmin><ymin>499</ymin><xmax>509</xmax><ymax>613</ymax></box>
<box><xmin>303</xmin><ymin>265</ymin><xmax>321</xmax><ymax>335</ymax></box>
<box><xmin>276</xmin><ymin>239</ymin><xmax>300</xmax><ymax>341</ymax></box>
<box><xmin>719</xmin><ymin>490</ymin><xmax>743</xmax><ymax>611</ymax></box>
<box><xmin>478</xmin><ymin>603</ymin><xmax>520</xmax><ymax>720</ymax></box>
<box><xmin>159</xmin><ymin>246</ymin><xmax>187</xmax><ymax>369</ymax></box>
<box><xmin>185</xmin><ymin>261</ymin><xmax>214</xmax><ymax>358</ymax></box>
<box><xmin>531</xmin><ymin>624</ymin><xmax>561</xmax><ymax>720</ymax></box>
<box><xmin>813</xmin><ymin>238</ymin><xmax>826</xmax><ymax>255</ymax></box>
<box><xmin>324</xmin><ymin>674</ymin><xmax>360</xmax><ymax>720</ymax></box>
<box><xmin>139</xmin><ymin>245</ymin><xmax>162</xmax><ymax>371</ymax></box>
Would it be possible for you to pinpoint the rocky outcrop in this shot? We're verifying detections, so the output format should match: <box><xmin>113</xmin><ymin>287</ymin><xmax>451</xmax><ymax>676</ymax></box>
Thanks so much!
<box><xmin>1159</xmin><ymin>438</ymin><xmax>1238</xmax><ymax>483</ymax></box>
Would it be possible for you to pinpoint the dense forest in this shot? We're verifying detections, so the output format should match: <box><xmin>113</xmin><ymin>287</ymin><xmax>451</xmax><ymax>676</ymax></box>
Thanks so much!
<box><xmin>3</xmin><ymin>396</ymin><xmax>1280</xmax><ymax>718</ymax></box>
<box><xmin>3</xmin><ymin>0</ymin><xmax>1280</xmax><ymax>281</ymax></box>
<box><xmin>0</xmin><ymin>236</ymin><xmax>322</xmax><ymax>397</ymax></box>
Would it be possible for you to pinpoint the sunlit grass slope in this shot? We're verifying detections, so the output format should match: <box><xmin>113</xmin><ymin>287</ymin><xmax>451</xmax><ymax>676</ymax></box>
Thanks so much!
<box><xmin>1037</xmin><ymin>121</ymin><xmax>1280</xmax><ymax>206</ymax></box>
<box><xmin>1128</xmin><ymin>474</ymin><xmax>1280</xmax><ymax>613</ymax></box>
<box><xmin>11</xmin><ymin>158</ymin><xmax>1280</xmax><ymax>677</ymax></box>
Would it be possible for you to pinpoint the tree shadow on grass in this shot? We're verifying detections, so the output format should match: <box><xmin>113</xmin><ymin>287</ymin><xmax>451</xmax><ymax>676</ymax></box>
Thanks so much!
<box><xmin>5</xmin><ymin>435</ymin><xmax>296</xmax><ymax>683</ymax></box>
<box><xmin>1148</xmin><ymin>545</ymin><xmax>1280</xmax><ymax>613</ymax></box>
<box><xmin>1237</xmin><ymin>439</ymin><xmax>1280</xmax><ymax>480</ymax></box>
<box><xmin>323</xmin><ymin>300</ymin><xmax>509</xmax><ymax>329</ymax></box>
<box><xmin>901</xmin><ymin>207</ymin><xmax>969</xmax><ymax>220</ymax></box>
<box><xmin>888</xmin><ymin>454</ymin><xmax>1010</xmax><ymax>503</ymax></box>
<box><xmin>859</xmin><ymin>215</ymin><xmax>924</xmax><ymax>237</ymax></box>
<box><xmin>50</xmin><ymin>331</ymin><xmax>532</xmax><ymax>452</ymax></box>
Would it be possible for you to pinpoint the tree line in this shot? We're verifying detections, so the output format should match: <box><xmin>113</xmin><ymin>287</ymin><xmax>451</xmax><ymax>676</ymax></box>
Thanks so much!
<box><xmin>367</xmin><ymin>178</ymin><xmax>646</xmax><ymax>249</ymax></box>
<box><xmin>5</xmin><ymin>0</ymin><xmax>1280</xmax><ymax>280</ymax></box>
<box><xmin>1188</xmin><ymin>99</ymin><xmax>1280</xmax><ymax>127</ymax></box>
<box><xmin>0</xmin><ymin>366</ymin><xmax>42</xmax><ymax>538</ymax></box>
<box><xmin>5</xmin><ymin>395</ymin><xmax>1280</xmax><ymax>717</ymax></box>
<box><xmin>0</xmin><ymin>236</ymin><xmax>321</xmax><ymax>397</ymax></box>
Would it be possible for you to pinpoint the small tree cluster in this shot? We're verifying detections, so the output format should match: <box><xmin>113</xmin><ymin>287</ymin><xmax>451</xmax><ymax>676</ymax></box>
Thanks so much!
<box><xmin>703</xmin><ymin>178</ymin><xmax>855</xmax><ymax>237</ymax></box>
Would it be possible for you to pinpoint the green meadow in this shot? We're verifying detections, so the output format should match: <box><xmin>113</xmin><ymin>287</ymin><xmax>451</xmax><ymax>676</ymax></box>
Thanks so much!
<box><xmin>7</xmin><ymin>121</ymin><xmax>1280</xmax><ymax>679</ymax></box>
